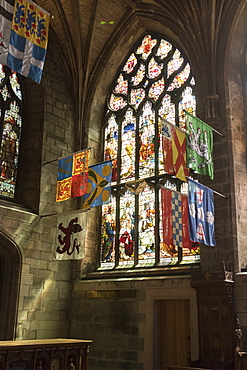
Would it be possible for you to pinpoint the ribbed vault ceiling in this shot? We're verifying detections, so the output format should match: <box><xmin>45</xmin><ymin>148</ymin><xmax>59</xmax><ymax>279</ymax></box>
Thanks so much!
<box><xmin>36</xmin><ymin>0</ymin><xmax>241</xmax><ymax>142</ymax></box>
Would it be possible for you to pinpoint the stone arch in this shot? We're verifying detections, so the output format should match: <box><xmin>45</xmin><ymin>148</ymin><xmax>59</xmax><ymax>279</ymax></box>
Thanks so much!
<box><xmin>0</xmin><ymin>231</ymin><xmax>22</xmax><ymax>340</ymax></box>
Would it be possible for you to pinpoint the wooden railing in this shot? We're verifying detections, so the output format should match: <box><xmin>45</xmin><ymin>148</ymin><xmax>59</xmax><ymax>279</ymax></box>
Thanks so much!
<box><xmin>164</xmin><ymin>366</ymin><xmax>212</xmax><ymax>370</ymax></box>
<box><xmin>0</xmin><ymin>338</ymin><xmax>93</xmax><ymax>369</ymax></box>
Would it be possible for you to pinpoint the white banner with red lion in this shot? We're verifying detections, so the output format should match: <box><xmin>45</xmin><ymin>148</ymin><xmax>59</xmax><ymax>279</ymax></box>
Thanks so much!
<box><xmin>55</xmin><ymin>210</ymin><xmax>87</xmax><ymax>260</ymax></box>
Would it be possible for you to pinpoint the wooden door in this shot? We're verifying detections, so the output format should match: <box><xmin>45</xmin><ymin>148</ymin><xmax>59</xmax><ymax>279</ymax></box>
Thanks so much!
<box><xmin>154</xmin><ymin>299</ymin><xmax>190</xmax><ymax>369</ymax></box>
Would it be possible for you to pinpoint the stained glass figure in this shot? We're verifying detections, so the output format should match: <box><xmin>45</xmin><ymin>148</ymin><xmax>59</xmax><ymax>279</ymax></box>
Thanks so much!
<box><xmin>119</xmin><ymin>190</ymin><xmax>135</xmax><ymax>266</ymax></box>
<box><xmin>120</xmin><ymin>109</ymin><xmax>136</xmax><ymax>182</ymax></box>
<box><xmin>101</xmin><ymin>34</ymin><xmax>198</xmax><ymax>270</ymax></box>
<box><xmin>104</xmin><ymin>114</ymin><xmax>118</xmax><ymax>184</ymax></box>
<box><xmin>138</xmin><ymin>185</ymin><xmax>155</xmax><ymax>265</ymax></box>
<box><xmin>0</xmin><ymin>65</ymin><xmax>23</xmax><ymax>198</ymax></box>
<box><xmin>158</xmin><ymin>94</ymin><xmax>175</xmax><ymax>124</ymax></box>
<box><xmin>178</xmin><ymin>85</ymin><xmax>196</xmax><ymax>129</ymax></box>
<box><xmin>101</xmin><ymin>198</ymin><xmax>116</xmax><ymax>269</ymax></box>
<box><xmin>139</xmin><ymin>102</ymin><xmax>155</xmax><ymax>178</ymax></box>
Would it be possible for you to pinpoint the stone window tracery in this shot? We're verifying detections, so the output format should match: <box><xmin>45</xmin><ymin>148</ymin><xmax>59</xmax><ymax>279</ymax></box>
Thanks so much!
<box><xmin>100</xmin><ymin>34</ymin><xmax>199</xmax><ymax>270</ymax></box>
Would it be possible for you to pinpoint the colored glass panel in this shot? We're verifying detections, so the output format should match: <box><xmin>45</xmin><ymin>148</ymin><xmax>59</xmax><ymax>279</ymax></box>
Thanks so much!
<box><xmin>158</xmin><ymin>94</ymin><xmax>175</xmax><ymax>124</ymax></box>
<box><xmin>139</xmin><ymin>102</ymin><xmax>155</xmax><ymax>178</ymax></box>
<box><xmin>178</xmin><ymin>86</ymin><xmax>196</xmax><ymax>129</ymax></box>
<box><xmin>120</xmin><ymin>109</ymin><xmax>136</xmax><ymax>182</ymax></box>
<box><xmin>0</xmin><ymin>65</ymin><xmax>23</xmax><ymax>199</ymax></box>
<box><xmin>148</xmin><ymin>77</ymin><xmax>164</xmax><ymax>101</ymax></box>
<box><xmin>130</xmin><ymin>88</ymin><xmax>145</xmax><ymax>109</ymax></box>
<box><xmin>1</xmin><ymin>85</ymin><xmax>11</xmax><ymax>101</ymax></box>
<box><xmin>136</xmin><ymin>35</ymin><xmax>157</xmax><ymax>60</ymax></box>
<box><xmin>167</xmin><ymin>63</ymin><xmax>191</xmax><ymax>91</ymax></box>
<box><xmin>131</xmin><ymin>63</ymin><xmax>145</xmax><ymax>86</ymax></box>
<box><xmin>0</xmin><ymin>65</ymin><xmax>5</xmax><ymax>83</ymax></box>
<box><xmin>104</xmin><ymin>114</ymin><xmax>118</xmax><ymax>184</ymax></box>
<box><xmin>109</xmin><ymin>94</ymin><xmax>127</xmax><ymax>111</ymax></box>
<box><xmin>148</xmin><ymin>57</ymin><xmax>163</xmax><ymax>79</ymax></box>
<box><xmin>167</xmin><ymin>49</ymin><xmax>184</xmax><ymax>77</ymax></box>
<box><xmin>138</xmin><ymin>185</ymin><xmax>155</xmax><ymax>265</ymax></box>
<box><xmin>156</xmin><ymin>39</ymin><xmax>172</xmax><ymax>59</ymax></box>
<box><xmin>0</xmin><ymin>102</ymin><xmax>22</xmax><ymax>198</ymax></box>
<box><xmin>114</xmin><ymin>74</ymin><xmax>128</xmax><ymax>95</ymax></box>
<box><xmin>123</xmin><ymin>53</ymin><xmax>137</xmax><ymax>74</ymax></box>
<box><xmin>100</xmin><ymin>197</ymin><xmax>116</xmax><ymax>269</ymax></box>
<box><xmin>119</xmin><ymin>190</ymin><xmax>135</xmax><ymax>266</ymax></box>
<box><xmin>10</xmin><ymin>70</ymin><xmax>22</xmax><ymax>100</ymax></box>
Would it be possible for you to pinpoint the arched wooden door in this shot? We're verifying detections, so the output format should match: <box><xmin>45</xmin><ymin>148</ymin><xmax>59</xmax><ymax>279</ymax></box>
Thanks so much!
<box><xmin>0</xmin><ymin>231</ymin><xmax>22</xmax><ymax>340</ymax></box>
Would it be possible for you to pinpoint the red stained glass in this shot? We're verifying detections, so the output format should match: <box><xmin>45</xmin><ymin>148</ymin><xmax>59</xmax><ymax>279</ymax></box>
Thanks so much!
<box><xmin>136</xmin><ymin>35</ymin><xmax>157</xmax><ymax>60</ymax></box>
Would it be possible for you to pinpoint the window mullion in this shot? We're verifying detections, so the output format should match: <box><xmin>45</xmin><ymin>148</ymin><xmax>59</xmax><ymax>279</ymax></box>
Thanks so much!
<box><xmin>134</xmin><ymin>113</ymin><xmax>140</xmax><ymax>266</ymax></box>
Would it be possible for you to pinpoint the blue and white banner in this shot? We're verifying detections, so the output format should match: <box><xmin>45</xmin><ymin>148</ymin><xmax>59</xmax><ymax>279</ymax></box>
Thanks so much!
<box><xmin>7</xmin><ymin>0</ymin><xmax>50</xmax><ymax>83</ymax></box>
<box><xmin>188</xmin><ymin>178</ymin><xmax>216</xmax><ymax>246</ymax></box>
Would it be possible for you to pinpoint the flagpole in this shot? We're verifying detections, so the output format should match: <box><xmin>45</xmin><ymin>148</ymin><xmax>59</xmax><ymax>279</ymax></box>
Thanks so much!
<box><xmin>188</xmin><ymin>177</ymin><xmax>227</xmax><ymax>199</ymax></box>
<box><xmin>43</xmin><ymin>147</ymin><xmax>91</xmax><ymax>165</ymax></box>
<box><xmin>184</xmin><ymin>110</ymin><xmax>224</xmax><ymax>138</ymax></box>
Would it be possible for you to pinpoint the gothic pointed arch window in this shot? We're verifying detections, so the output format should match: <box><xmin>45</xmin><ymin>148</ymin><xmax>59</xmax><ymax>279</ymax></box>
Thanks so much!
<box><xmin>100</xmin><ymin>34</ymin><xmax>199</xmax><ymax>270</ymax></box>
<box><xmin>0</xmin><ymin>65</ymin><xmax>23</xmax><ymax>199</ymax></box>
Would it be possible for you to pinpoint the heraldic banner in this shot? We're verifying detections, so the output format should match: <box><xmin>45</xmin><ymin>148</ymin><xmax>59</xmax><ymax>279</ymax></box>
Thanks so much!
<box><xmin>161</xmin><ymin>186</ymin><xmax>191</xmax><ymax>249</ymax></box>
<box><xmin>82</xmin><ymin>160</ymin><xmax>112</xmax><ymax>209</ymax></box>
<box><xmin>161</xmin><ymin>118</ymin><xmax>189</xmax><ymax>181</ymax></box>
<box><xmin>56</xmin><ymin>149</ymin><xmax>90</xmax><ymax>202</ymax></box>
<box><xmin>55</xmin><ymin>210</ymin><xmax>87</xmax><ymax>260</ymax></box>
<box><xmin>185</xmin><ymin>111</ymin><xmax>214</xmax><ymax>180</ymax></box>
<box><xmin>188</xmin><ymin>178</ymin><xmax>216</xmax><ymax>246</ymax></box>
<box><xmin>5</xmin><ymin>0</ymin><xmax>50</xmax><ymax>84</ymax></box>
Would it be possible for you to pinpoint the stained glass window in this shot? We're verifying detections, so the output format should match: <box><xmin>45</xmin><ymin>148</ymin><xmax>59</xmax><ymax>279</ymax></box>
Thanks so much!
<box><xmin>100</xmin><ymin>34</ymin><xmax>199</xmax><ymax>270</ymax></box>
<box><xmin>0</xmin><ymin>65</ymin><xmax>23</xmax><ymax>198</ymax></box>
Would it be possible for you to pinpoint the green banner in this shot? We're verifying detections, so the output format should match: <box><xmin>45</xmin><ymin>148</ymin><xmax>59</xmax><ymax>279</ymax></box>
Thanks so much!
<box><xmin>185</xmin><ymin>111</ymin><xmax>214</xmax><ymax>179</ymax></box>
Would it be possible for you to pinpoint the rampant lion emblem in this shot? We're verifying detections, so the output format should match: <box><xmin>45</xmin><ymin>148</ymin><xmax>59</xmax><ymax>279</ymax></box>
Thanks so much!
<box><xmin>56</xmin><ymin>217</ymin><xmax>82</xmax><ymax>255</ymax></box>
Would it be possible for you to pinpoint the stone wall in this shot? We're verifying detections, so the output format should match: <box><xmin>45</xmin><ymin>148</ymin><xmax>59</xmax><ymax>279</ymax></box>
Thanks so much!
<box><xmin>70</xmin><ymin>277</ymin><xmax>198</xmax><ymax>370</ymax></box>
<box><xmin>0</xmin><ymin>37</ymin><xmax>78</xmax><ymax>340</ymax></box>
